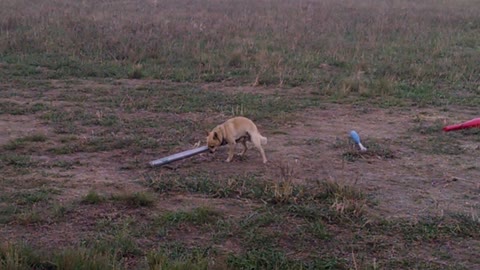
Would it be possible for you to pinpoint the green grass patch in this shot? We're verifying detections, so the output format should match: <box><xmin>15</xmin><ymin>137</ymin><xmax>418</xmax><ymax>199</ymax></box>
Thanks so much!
<box><xmin>81</xmin><ymin>190</ymin><xmax>106</xmax><ymax>205</ymax></box>
<box><xmin>147</xmin><ymin>243</ymin><xmax>215</xmax><ymax>270</ymax></box>
<box><xmin>82</xmin><ymin>191</ymin><xmax>154</xmax><ymax>207</ymax></box>
<box><xmin>401</xmin><ymin>214</ymin><xmax>480</xmax><ymax>240</ymax></box>
<box><xmin>3</xmin><ymin>134</ymin><xmax>48</xmax><ymax>151</ymax></box>
<box><xmin>0</xmin><ymin>101</ymin><xmax>49</xmax><ymax>115</ymax></box>
<box><xmin>410</xmin><ymin>134</ymin><xmax>465</xmax><ymax>155</ymax></box>
<box><xmin>15</xmin><ymin>207</ymin><xmax>44</xmax><ymax>225</ymax></box>
<box><xmin>15</xmin><ymin>188</ymin><xmax>53</xmax><ymax>205</ymax></box>
<box><xmin>0</xmin><ymin>204</ymin><xmax>17</xmax><ymax>224</ymax></box>
<box><xmin>395</xmin><ymin>83</ymin><xmax>449</xmax><ymax>107</ymax></box>
<box><xmin>49</xmin><ymin>135</ymin><xmax>159</xmax><ymax>154</ymax></box>
<box><xmin>156</xmin><ymin>207</ymin><xmax>221</xmax><ymax>227</ymax></box>
<box><xmin>101</xmin><ymin>86</ymin><xmax>322</xmax><ymax>122</ymax></box>
<box><xmin>365</xmin><ymin>213</ymin><xmax>480</xmax><ymax>242</ymax></box>
<box><xmin>228</xmin><ymin>249</ymin><xmax>343</xmax><ymax>270</ymax></box>
<box><xmin>286</xmin><ymin>204</ymin><xmax>326</xmax><ymax>221</ymax></box>
<box><xmin>0</xmin><ymin>54</ymin><xmax>130</xmax><ymax>79</ymax></box>
<box><xmin>306</xmin><ymin>220</ymin><xmax>331</xmax><ymax>240</ymax></box>
<box><xmin>110</xmin><ymin>192</ymin><xmax>155</xmax><ymax>208</ymax></box>
<box><xmin>86</xmin><ymin>217</ymin><xmax>143</xmax><ymax>258</ymax></box>
<box><xmin>0</xmin><ymin>154</ymin><xmax>35</xmax><ymax>168</ymax></box>
<box><xmin>0</xmin><ymin>243</ymin><xmax>123</xmax><ymax>270</ymax></box>
<box><xmin>145</xmin><ymin>171</ymin><xmax>308</xmax><ymax>204</ymax></box>
<box><xmin>51</xmin><ymin>203</ymin><xmax>74</xmax><ymax>220</ymax></box>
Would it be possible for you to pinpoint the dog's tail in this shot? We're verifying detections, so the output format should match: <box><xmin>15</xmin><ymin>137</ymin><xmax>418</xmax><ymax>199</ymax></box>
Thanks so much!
<box><xmin>260</xmin><ymin>135</ymin><xmax>267</xmax><ymax>145</ymax></box>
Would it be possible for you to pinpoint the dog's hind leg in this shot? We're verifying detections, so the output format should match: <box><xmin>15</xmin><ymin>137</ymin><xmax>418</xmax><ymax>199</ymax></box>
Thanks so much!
<box><xmin>240</xmin><ymin>139</ymin><xmax>248</xmax><ymax>156</ymax></box>
<box><xmin>251</xmin><ymin>135</ymin><xmax>267</xmax><ymax>164</ymax></box>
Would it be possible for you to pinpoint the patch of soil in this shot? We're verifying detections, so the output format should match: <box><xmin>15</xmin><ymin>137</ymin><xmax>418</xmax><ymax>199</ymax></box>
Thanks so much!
<box><xmin>0</xmin><ymin>115</ymin><xmax>50</xmax><ymax>145</ymax></box>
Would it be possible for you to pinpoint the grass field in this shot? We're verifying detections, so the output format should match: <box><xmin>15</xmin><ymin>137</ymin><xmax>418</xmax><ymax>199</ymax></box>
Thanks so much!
<box><xmin>1</xmin><ymin>0</ymin><xmax>479</xmax><ymax>269</ymax></box>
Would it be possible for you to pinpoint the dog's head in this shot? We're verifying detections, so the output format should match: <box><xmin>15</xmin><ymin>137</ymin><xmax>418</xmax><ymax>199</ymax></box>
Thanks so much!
<box><xmin>206</xmin><ymin>129</ymin><xmax>223</xmax><ymax>153</ymax></box>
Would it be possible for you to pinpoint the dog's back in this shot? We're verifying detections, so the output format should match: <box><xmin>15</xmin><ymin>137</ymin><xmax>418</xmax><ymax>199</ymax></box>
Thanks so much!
<box><xmin>225</xmin><ymin>117</ymin><xmax>266</xmax><ymax>143</ymax></box>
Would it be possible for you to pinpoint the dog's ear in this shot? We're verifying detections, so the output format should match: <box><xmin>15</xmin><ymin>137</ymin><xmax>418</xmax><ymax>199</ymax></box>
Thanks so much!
<box><xmin>213</xmin><ymin>132</ymin><xmax>219</xmax><ymax>141</ymax></box>
<box><xmin>205</xmin><ymin>130</ymin><xmax>210</xmax><ymax>136</ymax></box>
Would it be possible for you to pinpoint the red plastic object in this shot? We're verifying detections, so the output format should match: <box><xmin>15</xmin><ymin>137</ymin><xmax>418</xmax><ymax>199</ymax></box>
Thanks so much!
<box><xmin>443</xmin><ymin>118</ymin><xmax>480</xmax><ymax>132</ymax></box>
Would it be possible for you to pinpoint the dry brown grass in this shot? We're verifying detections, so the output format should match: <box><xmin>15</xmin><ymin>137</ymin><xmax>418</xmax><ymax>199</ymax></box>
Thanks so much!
<box><xmin>1</xmin><ymin>0</ymin><xmax>478</xmax><ymax>92</ymax></box>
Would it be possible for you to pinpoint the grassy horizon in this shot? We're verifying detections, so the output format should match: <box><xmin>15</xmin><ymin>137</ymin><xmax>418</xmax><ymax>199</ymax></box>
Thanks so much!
<box><xmin>1</xmin><ymin>0</ymin><xmax>479</xmax><ymax>100</ymax></box>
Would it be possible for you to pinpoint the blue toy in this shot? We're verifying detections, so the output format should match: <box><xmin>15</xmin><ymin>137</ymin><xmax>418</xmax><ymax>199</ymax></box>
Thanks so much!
<box><xmin>350</xmin><ymin>130</ymin><xmax>367</xmax><ymax>152</ymax></box>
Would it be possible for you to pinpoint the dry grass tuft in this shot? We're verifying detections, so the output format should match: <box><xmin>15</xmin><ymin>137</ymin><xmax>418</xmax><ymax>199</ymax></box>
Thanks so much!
<box><xmin>271</xmin><ymin>160</ymin><xmax>300</xmax><ymax>204</ymax></box>
<box><xmin>321</xmin><ymin>179</ymin><xmax>367</xmax><ymax>218</ymax></box>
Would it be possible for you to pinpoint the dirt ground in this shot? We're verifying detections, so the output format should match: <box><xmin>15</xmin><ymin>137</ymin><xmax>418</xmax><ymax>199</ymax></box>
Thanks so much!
<box><xmin>0</xmin><ymin>79</ymin><xmax>479</xmax><ymax>268</ymax></box>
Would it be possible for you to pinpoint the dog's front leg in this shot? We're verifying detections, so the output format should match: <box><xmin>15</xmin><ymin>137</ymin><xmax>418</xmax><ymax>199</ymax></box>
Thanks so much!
<box><xmin>226</xmin><ymin>143</ymin><xmax>236</xmax><ymax>162</ymax></box>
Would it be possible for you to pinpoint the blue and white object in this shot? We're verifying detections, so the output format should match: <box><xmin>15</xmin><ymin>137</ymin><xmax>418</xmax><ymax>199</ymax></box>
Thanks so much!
<box><xmin>350</xmin><ymin>130</ymin><xmax>367</xmax><ymax>152</ymax></box>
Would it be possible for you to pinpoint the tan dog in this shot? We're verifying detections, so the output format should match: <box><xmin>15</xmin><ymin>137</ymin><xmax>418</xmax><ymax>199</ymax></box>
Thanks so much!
<box><xmin>206</xmin><ymin>116</ymin><xmax>268</xmax><ymax>163</ymax></box>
